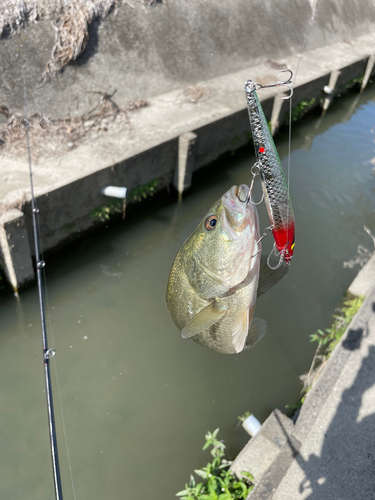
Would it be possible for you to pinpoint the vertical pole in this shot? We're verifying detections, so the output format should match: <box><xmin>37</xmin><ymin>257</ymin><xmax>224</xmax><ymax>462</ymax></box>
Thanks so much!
<box><xmin>24</xmin><ymin>81</ymin><xmax>63</xmax><ymax>500</ymax></box>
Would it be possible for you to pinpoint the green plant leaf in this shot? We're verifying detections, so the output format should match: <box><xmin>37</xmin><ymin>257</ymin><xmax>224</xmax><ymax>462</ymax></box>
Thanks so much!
<box><xmin>237</xmin><ymin>411</ymin><xmax>252</xmax><ymax>423</ymax></box>
<box><xmin>195</xmin><ymin>469</ymin><xmax>208</xmax><ymax>479</ymax></box>
<box><xmin>241</xmin><ymin>471</ymin><xmax>254</xmax><ymax>481</ymax></box>
<box><xmin>207</xmin><ymin>476</ymin><xmax>220</xmax><ymax>495</ymax></box>
<box><xmin>176</xmin><ymin>489</ymin><xmax>189</xmax><ymax>497</ymax></box>
<box><xmin>194</xmin><ymin>483</ymin><xmax>204</xmax><ymax>495</ymax></box>
<box><xmin>218</xmin><ymin>493</ymin><xmax>232</xmax><ymax>500</ymax></box>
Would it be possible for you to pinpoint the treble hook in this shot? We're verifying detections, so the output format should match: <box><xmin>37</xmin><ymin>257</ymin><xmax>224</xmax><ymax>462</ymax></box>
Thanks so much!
<box><xmin>248</xmin><ymin>163</ymin><xmax>264</xmax><ymax>205</ymax></box>
<box><xmin>253</xmin><ymin>69</ymin><xmax>294</xmax><ymax>100</ymax></box>
<box><xmin>267</xmin><ymin>242</ymin><xmax>285</xmax><ymax>270</ymax></box>
<box><xmin>252</xmin><ymin>225</ymin><xmax>274</xmax><ymax>257</ymax></box>
<box><xmin>238</xmin><ymin>162</ymin><xmax>264</xmax><ymax>205</ymax></box>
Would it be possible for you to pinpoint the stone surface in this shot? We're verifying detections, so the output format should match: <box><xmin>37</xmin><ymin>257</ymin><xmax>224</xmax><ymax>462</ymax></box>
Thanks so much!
<box><xmin>0</xmin><ymin>209</ymin><xmax>34</xmax><ymax>291</ymax></box>
<box><xmin>361</xmin><ymin>55</ymin><xmax>375</xmax><ymax>93</ymax></box>
<box><xmin>272</xmin><ymin>287</ymin><xmax>375</xmax><ymax>499</ymax></box>
<box><xmin>231</xmin><ymin>409</ymin><xmax>295</xmax><ymax>483</ymax></box>
<box><xmin>347</xmin><ymin>252</ymin><xmax>375</xmax><ymax>298</ymax></box>
<box><xmin>1</xmin><ymin>0</ymin><xmax>375</xmax><ymax>119</ymax></box>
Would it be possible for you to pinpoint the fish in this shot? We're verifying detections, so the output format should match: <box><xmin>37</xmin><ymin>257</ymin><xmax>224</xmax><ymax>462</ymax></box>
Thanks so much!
<box><xmin>244</xmin><ymin>79</ymin><xmax>295</xmax><ymax>265</ymax></box>
<box><xmin>166</xmin><ymin>185</ymin><xmax>285</xmax><ymax>354</ymax></box>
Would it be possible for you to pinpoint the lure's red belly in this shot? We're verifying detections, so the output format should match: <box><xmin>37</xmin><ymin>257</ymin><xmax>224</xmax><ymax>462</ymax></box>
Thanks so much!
<box><xmin>272</xmin><ymin>222</ymin><xmax>295</xmax><ymax>263</ymax></box>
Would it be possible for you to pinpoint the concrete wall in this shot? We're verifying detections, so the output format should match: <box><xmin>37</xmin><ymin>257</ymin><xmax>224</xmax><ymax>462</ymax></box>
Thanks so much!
<box><xmin>1</xmin><ymin>0</ymin><xmax>374</xmax><ymax>119</ymax></box>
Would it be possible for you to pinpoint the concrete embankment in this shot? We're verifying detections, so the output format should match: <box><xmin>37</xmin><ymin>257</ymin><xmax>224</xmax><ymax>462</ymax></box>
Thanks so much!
<box><xmin>231</xmin><ymin>253</ymin><xmax>375</xmax><ymax>499</ymax></box>
<box><xmin>1</xmin><ymin>0</ymin><xmax>375</xmax><ymax>290</ymax></box>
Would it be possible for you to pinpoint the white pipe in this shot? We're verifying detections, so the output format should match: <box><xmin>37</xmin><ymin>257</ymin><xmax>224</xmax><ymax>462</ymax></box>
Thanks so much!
<box><xmin>242</xmin><ymin>414</ymin><xmax>262</xmax><ymax>437</ymax></box>
<box><xmin>101</xmin><ymin>186</ymin><xmax>127</xmax><ymax>199</ymax></box>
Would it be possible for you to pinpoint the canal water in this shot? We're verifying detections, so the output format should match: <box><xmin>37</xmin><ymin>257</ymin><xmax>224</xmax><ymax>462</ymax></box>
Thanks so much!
<box><xmin>1</xmin><ymin>85</ymin><xmax>375</xmax><ymax>500</ymax></box>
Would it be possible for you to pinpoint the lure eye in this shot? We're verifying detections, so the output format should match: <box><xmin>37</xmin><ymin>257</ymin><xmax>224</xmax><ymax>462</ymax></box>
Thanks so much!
<box><xmin>205</xmin><ymin>215</ymin><xmax>218</xmax><ymax>231</ymax></box>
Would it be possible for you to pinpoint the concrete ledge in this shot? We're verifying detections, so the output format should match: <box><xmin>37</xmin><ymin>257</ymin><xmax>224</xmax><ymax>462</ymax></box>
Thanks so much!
<box><xmin>0</xmin><ymin>209</ymin><xmax>35</xmax><ymax>292</ymax></box>
<box><xmin>231</xmin><ymin>409</ymin><xmax>296</xmax><ymax>484</ymax></box>
<box><xmin>347</xmin><ymin>251</ymin><xmax>375</xmax><ymax>298</ymax></box>
<box><xmin>249</xmin><ymin>433</ymin><xmax>301</xmax><ymax>500</ymax></box>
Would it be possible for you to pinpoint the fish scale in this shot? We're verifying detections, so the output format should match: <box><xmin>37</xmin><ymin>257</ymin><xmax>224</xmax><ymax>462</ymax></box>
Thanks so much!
<box><xmin>245</xmin><ymin>79</ymin><xmax>295</xmax><ymax>263</ymax></box>
<box><xmin>166</xmin><ymin>185</ymin><xmax>265</xmax><ymax>354</ymax></box>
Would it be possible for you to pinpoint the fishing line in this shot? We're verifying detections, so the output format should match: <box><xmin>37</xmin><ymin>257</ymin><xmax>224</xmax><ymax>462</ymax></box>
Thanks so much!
<box><xmin>285</xmin><ymin>0</ymin><xmax>318</xmax><ymax>253</ymax></box>
<box><xmin>36</xmin><ymin>191</ymin><xmax>77</xmax><ymax>500</ymax></box>
<box><xmin>42</xmin><ymin>271</ymin><xmax>78</xmax><ymax>500</ymax></box>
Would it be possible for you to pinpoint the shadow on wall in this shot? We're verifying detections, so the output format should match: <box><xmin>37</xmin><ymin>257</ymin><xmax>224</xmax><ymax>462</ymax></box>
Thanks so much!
<box><xmin>293</xmin><ymin>323</ymin><xmax>375</xmax><ymax>499</ymax></box>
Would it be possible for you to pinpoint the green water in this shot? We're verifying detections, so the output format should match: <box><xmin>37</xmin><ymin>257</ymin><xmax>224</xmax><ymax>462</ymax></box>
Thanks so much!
<box><xmin>1</xmin><ymin>86</ymin><xmax>375</xmax><ymax>499</ymax></box>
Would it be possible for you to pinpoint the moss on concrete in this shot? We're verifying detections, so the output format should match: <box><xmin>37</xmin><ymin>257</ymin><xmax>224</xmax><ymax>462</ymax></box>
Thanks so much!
<box><xmin>90</xmin><ymin>199</ymin><xmax>122</xmax><ymax>221</ymax></box>
<box><xmin>128</xmin><ymin>179</ymin><xmax>159</xmax><ymax>202</ymax></box>
<box><xmin>290</xmin><ymin>98</ymin><xmax>317</xmax><ymax>122</ymax></box>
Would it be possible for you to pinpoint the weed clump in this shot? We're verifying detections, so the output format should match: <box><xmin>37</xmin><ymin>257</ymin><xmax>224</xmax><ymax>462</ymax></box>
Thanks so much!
<box><xmin>177</xmin><ymin>429</ymin><xmax>254</xmax><ymax>500</ymax></box>
<box><xmin>301</xmin><ymin>297</ymin><xmax>364</xmax><ymax>403</ymax></box>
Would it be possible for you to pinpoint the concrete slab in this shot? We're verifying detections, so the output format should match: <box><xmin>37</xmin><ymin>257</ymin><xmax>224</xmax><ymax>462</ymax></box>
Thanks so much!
<box><xmin>0</xmin><ymin>209</ymin><xmax>34</xmax><ymax>291</ymax></box>
<box><xmin>2</xmin><ymin>31</ymin><xmax>375</xmax><ymax>207</ymax></box>
<box><xmin>272</xmin><ymin>288</ymin><xmax>375</xmax><ymax>500</ymax></box>
<box><xmin>231</xmin><ymin>409</ymin><xmax>296</xmax><ymax>484</ymax></box>
<box><xmin>347</xmin><ymin>252</ymin><xmax>375</xmax><ymax>298</ymax></box>
<box><xmin>2</xmin><ymin>0</ymin><xmax>375</xmax><ymax>119</ymax></box>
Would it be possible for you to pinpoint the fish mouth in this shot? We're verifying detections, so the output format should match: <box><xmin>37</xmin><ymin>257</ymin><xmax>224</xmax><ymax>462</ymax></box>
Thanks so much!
<box><xmin>222</xmin><ymin>185</ymin><xmax>249</xmax><ymax>230</ymax></box>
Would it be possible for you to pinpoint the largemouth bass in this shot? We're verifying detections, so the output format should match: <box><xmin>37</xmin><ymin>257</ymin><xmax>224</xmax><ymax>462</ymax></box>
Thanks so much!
<box><xmin>166</xmin><ymin>185</ymin><xmax>266</xmax><ymax>354</ymax></box>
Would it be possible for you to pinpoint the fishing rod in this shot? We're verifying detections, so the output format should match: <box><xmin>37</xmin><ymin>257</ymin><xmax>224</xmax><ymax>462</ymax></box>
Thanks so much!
<box><xmin>23</xmin><ymin>82</ymin><xmax>64</xmax><ymax>500</ymax></box>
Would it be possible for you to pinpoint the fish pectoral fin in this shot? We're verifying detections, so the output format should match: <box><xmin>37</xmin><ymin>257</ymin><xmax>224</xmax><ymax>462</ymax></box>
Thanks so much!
<box><xmin>181</xmin><ymin>302</ymin><xmax>227</xmax><ymax>339</ymax></box>
<box><xmin>245</xmin><ymin>317</ymin><xmax>267</xmax><ymax>349</ymax></box>
<box><xmin>232</xmin><ymin>311</ymin><xmax>250</xmax><ymax>353</ymax></box>
<box><xmin>257</xmin><ymin>255</ymin><xmax>289</xmax><ymax>297</ymax></box>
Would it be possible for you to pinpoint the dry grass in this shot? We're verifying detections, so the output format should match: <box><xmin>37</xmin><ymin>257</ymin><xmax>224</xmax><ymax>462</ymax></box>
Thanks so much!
<box><xmin>181</xmin><ymin>84</ymin><xmax>208</xmax><ymax>103</ymax></box>
<box><xmin>0</xmin><ymin>94</ymin><xmax>148</xmax><ymax>160</ymax></box>
<box><xmin>0</xmin><ymin>1</ymin><xmax>120</xmax><ymax>77</ymax></box>
<box><xmin>0</xmin><ymin>1</ymin><xmax>164</xmax><ymax>77</ymax></box>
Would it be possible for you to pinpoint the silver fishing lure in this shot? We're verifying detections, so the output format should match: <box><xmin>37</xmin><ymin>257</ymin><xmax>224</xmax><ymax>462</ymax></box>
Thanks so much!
<box><xmin>243</xmin><ymin>73</ymin><xmax>295</xmax><ymax>266</ymax></box>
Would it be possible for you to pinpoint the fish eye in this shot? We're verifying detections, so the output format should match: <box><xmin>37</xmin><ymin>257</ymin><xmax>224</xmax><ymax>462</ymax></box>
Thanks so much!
<box><xmin>205</xmin><ymin>215</ymin><xmax>217</xmax><ymax>231</ymax></box>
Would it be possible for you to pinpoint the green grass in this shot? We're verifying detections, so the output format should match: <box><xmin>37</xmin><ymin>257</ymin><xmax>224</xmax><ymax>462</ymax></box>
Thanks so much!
<box><xmin>309</xmin><ymin>296</ymin><xmax>364</xmax><ymax>356</ymax></box>
<box><xmin>90</xmin><ymin>199</ymin><xmax>122</xmax><ymax>221</ymax></box>
<box><xmin>287</xmin><ymin>296</ymin><xmax>364</xmax><ymax>412</ymax></box>
<box><xmin>61</xmin><ymin>222</ymin><xmax>76</xmax><ymax>232</ymax></box>
<box><xmin>127</xmin><ymin>179</ymin><xmax>159</xmax><ymax>203</ymax></box>
<box><xmin>343</xmin><ymin>74</ymin><xmax>364</xmax><ymax>89</ymax></box>
<box><xmin>176</xmin><ymin>429</ymin><xmax>254</xmax><ymax>500</ymax></box>
<box><xmin>289</xmin><ymin>97</ymin><xmax>316</xmax><ymax>122</ymax></box>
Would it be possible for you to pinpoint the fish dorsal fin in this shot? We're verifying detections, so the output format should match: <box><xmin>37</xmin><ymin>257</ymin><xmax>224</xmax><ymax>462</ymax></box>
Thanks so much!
<box><xmin>257</xmin><ymin>255</ymin><xmax>289</xmax><ymax>297</ymax></box>
<box><xmin>245</xmin><ymin>317</ymin><xmax>267</xmax><ymax>349</ymax></box>
<box><xmin>181</xmin><ymin>302</ymin><xmax>228</xmax><ymax>339</ymax></box>
<box><xmin>232</xmin><ymin>310</ymin><xmax>249</xmax><ymax>353</ymax></box>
